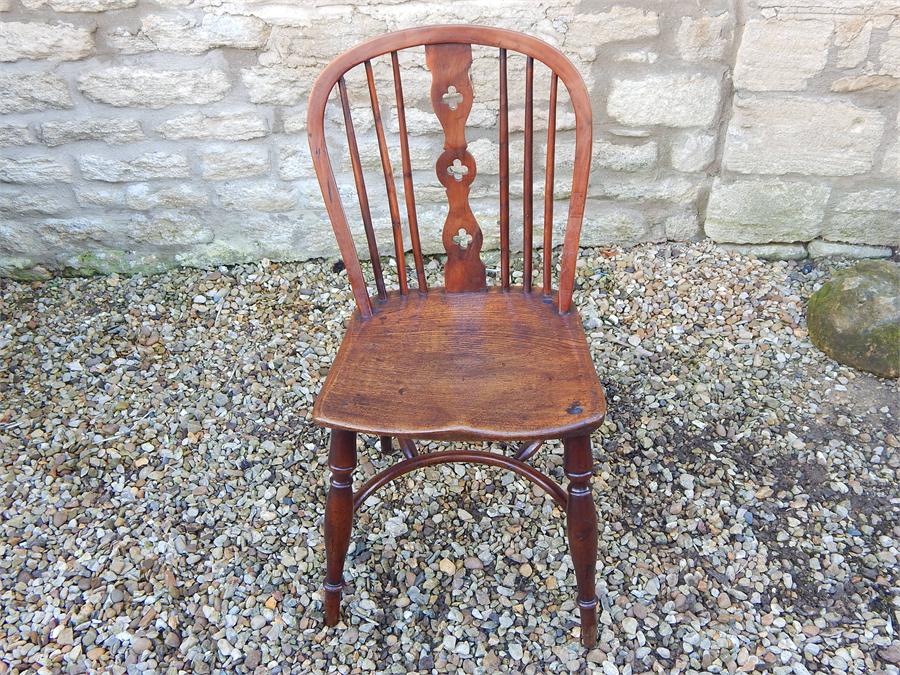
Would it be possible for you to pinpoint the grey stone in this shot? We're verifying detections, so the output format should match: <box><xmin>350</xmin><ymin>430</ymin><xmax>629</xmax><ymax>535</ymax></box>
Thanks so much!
<box><xmin>39</xmin><ymin>119</ymin><xmax>144</xmax><ymax>146</ymax></box>
<box><xmin>721</xmin><ymin>243</ymin><xmax>808</xmax><ymax>261</ymax></box>
<box><xmin>108</xmin><ymin>14</ymin><xmax>269</xmax><ymax>55</ymax></box>
<box><xmin>733</xmin><ymin>19</ymin><xmax>832</xmax><ymax>91</ymax></box>
<box><xmin>156</xmin><ymin>112</ymin><xmax>269</xmax><ymax>141</ymax></box>
<box><xmin>823</xmin><ymin>189</ymin><xmax>899</xmax><ymax>246</ymax></box>
<box><xmin>671</xmin><ymin>132</ymin><xmax>716</xmax><ymax>172</ymax></box>
<box><xmin>723</xmin><ymin>94</ymin><xmax>885</xmax><ymax>176</ymax></box>
<box><xmin>241</xmin><ymin>66</ymin><xmax>313</xmax><ymax>105</ymax></box>
<box><xmin>608</xmin><ymin>73</ymin><xmax>721</xmax><ymax>128</ymax></box>
<box><xmin>0</xmin><ymin>190</ymin><xmax>69</xmax><ymax>215</ymax></box>
<box><xmin>78</xmin><ymin>153</ymin><xmax>190</xmax><ymax>182</ymax></box>
<box><xmin>0</xmin><ymin>21</ymin><xmax>94</xmax><ymax>61</ymax></box>
<box><xmin>0</xmin><ymin>73</ymin><xmax>72</xmax><ymax>113</ymax></box>
<box><xmin>125</xmin><ymin>184</ymin><xmax>209</xmax><ymax>210</ymax></box>
<box><xmin>808</xmin><ymin>261</ymin><xmax>899</xmax><ymax>378</ymax></box>
<box><xmin>807</xmin><ymin>240</ymin><xmax>892</xmax><ymax>259</ymax></box>
<box><xmin>0</xmin><ymin>156</ymin><xmax>72</xmax><ymax>184</ymax></box>
<box><xmin>200</xmin><ymin>147</ymin><xmax>269</xmax><ymax>180</ymax></box>
<box><xmin>21</xmin><ymin>0</ymin><xmax>135</xmax><ymax>9</ymax></box>
<box><xmin>78</xmin><ymin>68</ymin><xmax>231</xmax><ymax>108</ymax></box>
<box><xmin>0</xmin><ymin>124</ymin><xmax>32</xmax><ymax>146</ymax></box>
<box><xmin>705</xmin><ymin>178</ymin><xmax>830</xmax><ymax>243</ymax></box>
<box><xmin>676</xmin><ymin>13</ymin><xmax>732</xmax><ymax>62</ymax></box>
<box><xmin>216</xmin><ymin>181</ymin><xmax>298</xmax><ymax>212</ymax></box>
<box><xmin>564</xmin><ymin>6</ymin><xmax>659</xmax><ymax>61</ymax></box>
<box><xmin>664</xmin><ymin>209</ymin><xmax>703</xmax><ymax>242</ymax></box>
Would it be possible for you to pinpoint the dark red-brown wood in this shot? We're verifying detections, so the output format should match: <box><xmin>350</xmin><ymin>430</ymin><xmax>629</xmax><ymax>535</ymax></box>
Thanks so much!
<box><xmin>323</xmin><ymin>429</ymin><xmax>356</xmax><ymax>626</ymax></box>
<box><xmin>307</xmin><ymin>25</ymin><xmax>601</xmax><ymax>648</ymax></box>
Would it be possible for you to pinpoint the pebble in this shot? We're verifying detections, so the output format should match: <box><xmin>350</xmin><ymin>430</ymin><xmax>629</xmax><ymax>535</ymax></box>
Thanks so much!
<box><xmin>0</xmin><ymin>243</ymin><xmax>895</xmax><ymax>673</ymax></box>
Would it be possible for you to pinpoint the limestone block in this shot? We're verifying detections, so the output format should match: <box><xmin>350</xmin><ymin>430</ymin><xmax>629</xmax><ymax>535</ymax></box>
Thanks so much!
<box><xmin>720</xmin><ymin>243</ymin><xmax>809</xmax><ymax>260</ymax></box>
<box><xmin>0</xmin><ymin>156</ymin><xmax>72</xmax><ymax>183</ymax></box>
<box><xmin>0</xmin><ymin>73</ymin><xmax>72</xmax><ymax>113</ymax></box>
<box><xmin>808</xmin><ymin>240</ymin><xmax>892</xmax><ymax>258</ymax></box>
<box><xmin>663</xmin><ymin>209</ymin><xmax>703</xmax><ymax>242</ymax></box>
<box><xmin>78</xmin><ymin>153</ymin><xmax>190</xmax><ymax>182</ymax></box>
<box><xmin>822</xmin><ymin>189</ymin><xmax>900</xmax><ymax>246</ymax></box>
<box><xmin>675</xmin><ymin>13</ymin><xmax>732</xmax><ymax>62</ymax></box>
<box><xmin>39</xmin><ymin>119</ymin><xmax>144</xmax><ymax>146</ymax></box>
<box><xmin>671</xmin><ymin>132</ymin><xmax>716</xmax><ymax>172</ymax></box>
<box><xmin>733</xmin><ymin>19</ymin><xmax>832</xmax><ymax>91</ymax></box>
<box><xmin>0</xmin><ymin>125</ymin><xmax>33</xmax><ymax>146</ymax></box>
<box><xmin>564</xmin><ymin>6</ymin><xmax>659</xmax><ymax>61</ymax></box>
<box><xmin>607</xmin><ymin>74</ymin><xmax>721</xmax><ymax>128</ymax></box>
<box><xmin>722</xmin><ymin>95</ymin><xmax>885</xmax><ymax>176</ymax></box>
<box><xmin>200</xmin><ymin>146</ymin><xmax>269</xmax><ymax>180</ymax></box>
<box><xmin>241</xmin><ymin>67</ymin><xmax>314</xmax><ymax>105</ymax></box>
<box><xmin>834</xmin><ymin>18</ymin><xmax>872</xmax><ymax>68</ymax></box>
<box><xmin>78</xmin><ymin>68</ymin><xmax>230</xmax><ymax>108</ymax></box>
<box><xmin>216</xmin><ymin>181</ymin><xmax>298</xmax><ymax>212</ymax></box>
<box><xmin>705</xmin><ymin>178</ymin><xmax>830</xmax><ymax>243</ymax></box>
<box><xmin>156</xmin><ymin>111</ymin><xmax>269</xmax><ymax>141</ymax></box>
<box><xmin>0</xmin><ymin>21</ymin><xmax>94</xmax><ymax>61</ymax></box>
<box><xmin>0</xmin><ymin>189</ymin><xmax>69</xmax><ymax>215</ymax></box>
<box><xmin>124</xmin><ymin>184</ymin><xmax>209</xmax><ymax>210</ymax></box>
<box><xmin>21</xmin><ymin>0</ymin><xmax>135</xmax><ymax>9</ymax></box>
<box><xmin>108</xmin><ymin>14</ymin><xmax>269</xmax><ymax>54</ymax></box>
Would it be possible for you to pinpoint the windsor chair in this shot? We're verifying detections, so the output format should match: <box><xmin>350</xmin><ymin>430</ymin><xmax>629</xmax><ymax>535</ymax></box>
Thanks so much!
<box><xmin>307</xmin><ymin>25</ymin><xmax>607</xmax><ymax>647</ymax></box>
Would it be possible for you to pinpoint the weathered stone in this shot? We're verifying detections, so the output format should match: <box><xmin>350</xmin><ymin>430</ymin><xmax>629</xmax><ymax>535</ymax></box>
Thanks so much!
<box><xmin>564</xmin><ymin>6</ymin><xmax>659</xmax><ymax>61</ymax></box>
<box><xmin>834</xmin><ymin>18</ymin><xmax>872</xmax><ymax>68</ymax></box>
<box><xmin>808</xmin><ymin>240</ymin><xmax>892</xmax><ymax>258</ymax></box>
<box><xmin>0</xmin><ymin>21</ymin><xmax>94</xmax><ymax>61</ymax></box>
<box><xmin>125</xmin><ymin>183</ymin><xmax>209</xmax><ymax>210</ymax></box>
<box><xmin>278</xmin><ymin>142</ymin><xmax>312</xmax><ymax>181</ymax></box>
<box><xmin>721</xmin><ymin>243</ymin><xmax>808</xmax><ymax>261</ymax></box>
<box><xmin>0</xmin><ymin>73</ymin><xmax>72</xmax><ymax>113</ymax></box>
<box><xmin>723</xmin><ymin>95</ymin><xmax>885</xmax><ymax>176</ymax></box>
<box><xmin>128</xmin><ymin>212</ymin><xmax>215</xmax><ymax>246</ymax></box>
<box><xmin>78</xmin><ymin>68</ymin><xmax>230</xmax><ymax>108</ymax></box>
<box><xmin>21</xmin><ymin>0</ymin><xmax>135</xmax><ymax>9</ymax></box>
<box><xmin>216</xmin><ymin>181</ymin><xmax>297</xmax><ymax>212</ymax></box>
<box><xmin>822</xmin><ymin>189</ymin><xmax>899</xmax><ymax>246</ymax></box>
<box><xmin>593</xmin><ymin>139</ymin><xmax>657</xmax><ymax>172</ymax></box>
<box><xmin>0</xmin><ymin>156</ymin><xmax>71</xmax><ymax>184</ymax></box>
<box><xmin>108</xmin><ymin>14</ymin><xmax>269</xmax><ymax>54</ymax></box>
<box><xmin>581</xmin><ymin>201</ymin><xmax>661</xmax><ymax>246</ymax></box>
<box><xmin>675</xmin><ymin>13</ymin><xmax>732</xmax><ymax>62</ymax></box>
<box><xmin>241</xmin><ymin>67</ymin><xmax>313</xmax><ymax>105</ymax></box>
<box><xmin>78</xmin><ymin>153</ymin><xmax>190</xmax><ymax>182</ymax></box>
<box><xmin>74</xmin><ymin>186</ymin><xmax>124</xmax><ymax>207</ymax></box>
<box><xmin>705</xmin><ymin>178</ymin><xmax>829</xmax><ymax>243</ymax></box>
<box><xmin>734</xmin><ymin>19</ymin><xmax>832</xmax><ymax>91</ymax></box>
<box><xmin>608</xmin><ymin>74</ymin><xmax>721</xmax><ymax>128</ymax></box>
<box><xmin>807</xmin><ymin>260</ymin><xmax>900</xmax><ymax>378</ymax></box>
<box><xmin>664</xmin><ymin>209</ymin><xmax>703</xmax><ymax>242</ymax></box>
<box><xmin>883</xmin><ymin>139</ymin><xmax>900</xmax><ymax>180</ymax></box>
<box><xmin>671</xmin><ymin>132</ymin><xmax>716</xmax><ymax>172</ymax></box>
<box><xmin>156</xmin><ymin>111</ymin><xmax>268</xmax><ymax>141</ymax></box>
<box><xmin>879</xmin><ymin>22</ymin><xmax>900</xmax><ymax>77</ymax></box>
<box><xmin>0</xmin><ymin>124</ymin><xmax>32</xmax><ymax>146</ymax></box>
<box><xmin>0</xmin><ymin>189</ymin><xmax>69</xmax><ymax>215</ymax></box>
<box><xmin>39</xmin><ymin>119</ymin><xmax>144</xmax><ymax>146</ymax></box>
<box><xmin>830</xmin><ymin>74</ymin><xmax>900</xmax><ymax>92</ymax></box>
<box><xmin>591</xmin><ymin>175</ymin><xmax>705</xmax><ymax>203</ymax></box>
<box><xmin>200</xmin><ymin>147</ymin><xmax>268</xmax><ymax>180</ymax></box>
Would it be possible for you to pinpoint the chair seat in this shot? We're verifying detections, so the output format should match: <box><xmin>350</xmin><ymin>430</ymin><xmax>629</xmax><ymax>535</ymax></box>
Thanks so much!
<box><xmin>313</xmin><ymin>288</ymin><xmax>606</xmax><ymax>441</ymax></box>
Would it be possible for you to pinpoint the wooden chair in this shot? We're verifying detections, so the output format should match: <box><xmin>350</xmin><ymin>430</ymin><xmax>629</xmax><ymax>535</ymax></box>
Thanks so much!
<box><xmin>306</xmin><ymin>25</ymin><xmax>606</xmax><ymax>647</ymax></box>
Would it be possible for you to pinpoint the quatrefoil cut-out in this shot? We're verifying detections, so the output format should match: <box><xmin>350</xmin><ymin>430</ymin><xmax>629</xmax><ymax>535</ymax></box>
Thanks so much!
<box><xmin>441</xmin><ymin>85</ymin><xmax>464</xmax><ymax>111</ymax></box>
<box><xmin>452</xmin><ymin>228</ymin><xmax>473</xmax><ymax>250</ymax></box>
<box><xmin>447</xmin><ymin>158</ymin><xmax>469</xmax><ymax>182</ymax></box>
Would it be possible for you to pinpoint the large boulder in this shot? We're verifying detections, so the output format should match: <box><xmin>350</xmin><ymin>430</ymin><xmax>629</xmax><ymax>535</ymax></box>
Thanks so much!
<box><xmin>807</xmin><ymin>260</ymin><xmax>900</xmax><ymax>379</ymax></box>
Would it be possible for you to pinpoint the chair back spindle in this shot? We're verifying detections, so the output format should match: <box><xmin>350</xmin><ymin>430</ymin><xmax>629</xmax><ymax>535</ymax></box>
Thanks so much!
<box><xmin>307</xmin><ymin>26</ymin><xmax>592</xmax><ymax>315</ymax></box>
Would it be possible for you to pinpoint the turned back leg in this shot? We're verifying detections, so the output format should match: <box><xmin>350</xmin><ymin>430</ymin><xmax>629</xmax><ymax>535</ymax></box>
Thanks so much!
<box><xmin>563</xmin><ymin>434</ymin><xmax>598</xmax><ymax>648</ymax></box>
<box><xmin>323</xmin><ymin>429</ymin><xmax>356</xmax><ymax>626</ymax></box>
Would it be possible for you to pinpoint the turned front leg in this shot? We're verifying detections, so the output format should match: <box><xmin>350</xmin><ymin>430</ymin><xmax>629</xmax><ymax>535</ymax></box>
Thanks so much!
<box><xmin>323</xmin><ymin>429</ymin><xmax>356</xmax><ymax>626</ymax></box>
<box><xmin>564</xmin><ymin>434</ymin><xmax>598</xmax><ymax>648</ymax></box>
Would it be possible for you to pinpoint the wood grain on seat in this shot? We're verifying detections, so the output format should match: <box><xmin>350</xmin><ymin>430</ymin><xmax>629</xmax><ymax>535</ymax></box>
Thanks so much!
<box><xmin>313</xmin><ymin>289</ymin><xmax>606</xmax><ymax>441</ymax></box>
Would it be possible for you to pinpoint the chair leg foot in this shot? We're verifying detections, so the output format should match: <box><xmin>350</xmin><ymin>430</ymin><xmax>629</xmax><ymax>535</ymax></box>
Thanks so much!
<box><xmin>564</xmin><ymin>434</ymin><xmax>598</xmax><ymax>649</ymax></box>
<box><xmin>379</xmin><ymin>435</ymin><xmax>392</xmax><ymax>453</ymax></box>
<box><xmin>323</xmin><ymin>429</ymin><xmax>356</xmax><ymax>627</ymax></box>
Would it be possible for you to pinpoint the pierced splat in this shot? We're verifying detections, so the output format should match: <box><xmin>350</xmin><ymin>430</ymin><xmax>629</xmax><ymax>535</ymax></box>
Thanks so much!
<box><xmin>425</xmin><ymin>42</ymin><xmax>486</xmax><ymax>293</ymax></box>
<box><xmin>447</xmin><ymin>158</ymin><xmax>469</xmax><ymax>181</ymax></box>
<box><xmin>441</xmin><ymin>85</ymin><xmax>464</xmax><ymax>110</ymax></box>
<box><xmin>452</xmin><ymin>228</ymin><xmax>473</xmax><ymax>250</ymax></box>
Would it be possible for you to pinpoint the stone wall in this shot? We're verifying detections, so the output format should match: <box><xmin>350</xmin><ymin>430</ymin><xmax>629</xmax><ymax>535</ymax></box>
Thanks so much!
<box><xmin>0</xmin><ymin>0</ymin><xmax>898</xmax><ymax>279</ymax></box>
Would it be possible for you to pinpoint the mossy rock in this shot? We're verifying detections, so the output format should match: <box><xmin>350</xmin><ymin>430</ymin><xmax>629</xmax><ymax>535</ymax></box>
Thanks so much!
<box><xmin>808</xmin><ymin>260</ymin><xmax>900</xmax><ymax>379</ymax></box>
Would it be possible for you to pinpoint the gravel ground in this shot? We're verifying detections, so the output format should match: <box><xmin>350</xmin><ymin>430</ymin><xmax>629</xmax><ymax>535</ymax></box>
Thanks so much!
<box><xmin>0</xmin><ymin>242</ymin><xmax>898</xmax><ymax>674</ymax></box>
